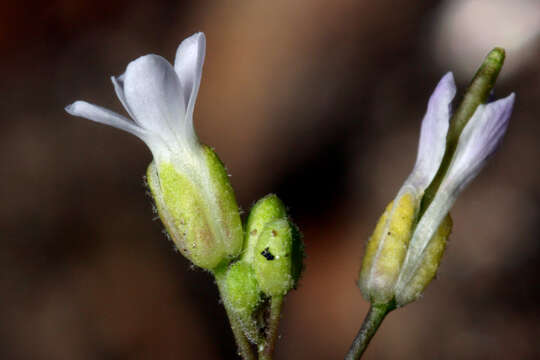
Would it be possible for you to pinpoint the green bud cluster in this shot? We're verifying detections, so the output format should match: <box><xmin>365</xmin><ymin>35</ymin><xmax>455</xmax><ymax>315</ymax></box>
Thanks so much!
<box><xmin>147</xmin><ymin>141</ymin><xmax>304</xmax><ymax>350</ymax></box>
<box><xmin>220</xmin><ymin>194</ymin><xmax>304</xmax><ymax>345</ymax></box>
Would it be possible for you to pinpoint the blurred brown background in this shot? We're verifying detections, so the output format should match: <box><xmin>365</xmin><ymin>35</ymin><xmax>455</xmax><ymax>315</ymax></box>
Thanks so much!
<box><xmin>1</xmin><ymin>1</ymin><xmax>539</xmax><ymax>359</ymax></box>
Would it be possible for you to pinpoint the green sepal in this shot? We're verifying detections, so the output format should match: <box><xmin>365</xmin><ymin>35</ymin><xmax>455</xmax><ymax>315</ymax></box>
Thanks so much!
<box><xmin>222</xmin><ymin>261</ymin><xmax>262</xmax><ymax>343</ymax></box>
<box><xmin>202</xmin><ymin>146</ymin><xmax>244</xmax><ymax>261</ymax></box>
<box><xmin>146</xmin><ymin>145</ymin><xmax>243</xmax><ymax>270</ymax></box>
<box><xmin>243</xmin><ymin>194</ymin><xmax>287</xmax><ymax>264</ymax></box>
<box><xmin>253</xmin><ymin>218</ymin><xmax>304</xmax><ymax>297</ymax></box>
<box><xmin>395</xmin><ymin>214</ymin><xmax>453</xmax><ymax>306</ymax></box>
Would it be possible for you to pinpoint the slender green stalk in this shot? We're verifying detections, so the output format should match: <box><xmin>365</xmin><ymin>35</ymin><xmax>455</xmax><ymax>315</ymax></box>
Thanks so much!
<box><xmin>214</xmin><ymin>269</ymin><xmax>256</xmax><ymax>360</ymax></box>
<box><xmin>258</xmin><ymin>295</ymin><xmax>284</xmax><ymax>360</ymax></box>
<box><xmin>345</xmin><ymin>302</ymin><xmax>394</xmax><ymax>360</ymax></box>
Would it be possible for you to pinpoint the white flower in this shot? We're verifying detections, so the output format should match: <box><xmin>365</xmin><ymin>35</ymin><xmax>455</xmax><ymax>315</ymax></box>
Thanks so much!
<box><xmin>66</xmin><ymin>33</ymin><xmax>244</xmax><ymax>270</ymax></box>
<box><xmin>66</xmin><ymin>32</ymin><xmax>205</xmax><ymax>166</ymax></box>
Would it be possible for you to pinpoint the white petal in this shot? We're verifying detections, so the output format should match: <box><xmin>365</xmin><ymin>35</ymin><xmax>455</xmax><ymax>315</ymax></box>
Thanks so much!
<box><xmin>394</xmin><ymin>187</ymin><xmax>451</xmax><ymax>297</ymax></box>
<box><xmin>395</xmin><ymin>92</ymin><xmax>514</xmax><ymax>294</ymax></box>
<box><xmin>406</xmin><ymin>72</ymin><xmax>455</xmax><ymax>191</ymax></box>
<box><xmin>174</xmin><ymin>32</ymin><xmax>205</xmax><ymax>120</ymax></box>
<box><xmin>123</xmin><ymin>54</ymin><xmax>189</xmax><ymax>149</ymax></box>
<box><xmin>65</xmin><ymin>100</ymin><xmax>145</xmax><ymax>138</ymax></box>
<box><xmin>442</xmin><ymin>93</ymin><xmax>515</xmax><ymax>196</ymax></box>
<box><xmin>111</xmin><ymin>75</ymin><xmax>136</xmax><ymax>120</ymax></box>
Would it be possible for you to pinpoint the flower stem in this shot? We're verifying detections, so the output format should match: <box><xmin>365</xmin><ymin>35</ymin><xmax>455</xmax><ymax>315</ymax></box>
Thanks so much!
<box><xmin>345</xmin><ymin>302</ymin><xmax>394</xmax><ymax>360</ymax></box>
<box><xmin>213</xmin><ymin>268</ymin><xmax>256</xmax><ymax>360</ymax></box>
<box><xmin>258</xmin><ymin>295</ymin><xmax>284</xmax><ymax>360</ymax></box>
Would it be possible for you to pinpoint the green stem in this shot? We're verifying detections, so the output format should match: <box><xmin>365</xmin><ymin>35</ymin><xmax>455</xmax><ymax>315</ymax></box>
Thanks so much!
<box><xmin>419</xmin><ymin>47</ymin><xmax>505</xmax><ymax>216</ymax></box>
<box><xmin>258</xmin><ymin>295</ymin><xmax>284</xmax><ymax>360</ymax></box>
<box><xmin>214</xmin><ymin>268</ymin><xmax>257</xmax><ymax>360</ymax></box>
<box><xmin>345</xmin><ymin>302</ymin><xmax>394</xmax><ymax>360</ymax></box>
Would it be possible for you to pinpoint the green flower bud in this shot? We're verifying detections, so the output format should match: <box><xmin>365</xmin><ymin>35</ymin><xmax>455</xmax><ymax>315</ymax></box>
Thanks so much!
<box><xmin>222</xmin><ymin>261</ymin><xmax>262</xmax><ymax>343</ymax></box>
<box><xmin>253</xmin><ymin>218</ymin><xmax>303</xmax><ymax>297</ymax></box>
<box><xmin>244</xmin><ymin>194</ymin><xmax>287</xmax><ymax>264</ymax></box>
<box><xmin>147</xmin><ymin>145</ymin><xmax>243</xmax><ymax>270</ymax></box>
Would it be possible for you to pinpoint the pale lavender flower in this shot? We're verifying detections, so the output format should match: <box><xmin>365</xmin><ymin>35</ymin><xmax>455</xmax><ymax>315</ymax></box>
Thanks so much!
<box><xmin>360</xmin><ymin>71</ymin><xmax>515</xmax><ymax>306</ymax></box>
<box><xmin>394</xmin><ymin>74</ymin><xmax>515</xmax><ymax>305</ymax></box>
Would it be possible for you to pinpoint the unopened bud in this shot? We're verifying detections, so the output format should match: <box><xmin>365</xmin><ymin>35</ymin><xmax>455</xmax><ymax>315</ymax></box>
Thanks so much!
<box><xmin>222</xmin><ymin>261</ymin><xmax>262</xmax><ymax>343</ymax></box>
<box><xmin>253</xmin><ymin>218</ymin><xmax>303</xmax><ymax>297</ymax></box>
<box><xmin>244</xmin><ymin>194</ymin><xmax>287</xmax><ymax>264</ymax></box>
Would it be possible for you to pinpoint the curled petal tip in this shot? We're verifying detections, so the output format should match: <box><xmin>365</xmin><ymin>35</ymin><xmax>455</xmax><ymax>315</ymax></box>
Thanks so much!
<box><xmin>505</xmin><ymin>92</ymin><xmax>516</xmax><ymax>105</ymax></box>
<box><xmin>441</xmin><ymin>71</ymin><xmax>455</xmax><ymax>83</ymax></box>
<box><xmin>110</xmin><ymin>75</ymin><xmax>120</xmax><ymax>85</ymax></box>
<box><xmin>64</xmin><ymin>100</ymin><xmax>84</xmax><ymax>116</ymax></box>
<box><xmin>435</xmin><ymin>71</ymin><xmax>456</xmax><ymax>98</ymax></box>
<box><xmin>64</xmin><ymin>103</ymin><xmax>75</xmax><ymax>114</ymax></box>
<box><xmin>193</xmin><ymin>31</ymin><xmax>205</xmax><ymax>40</ymax></box>
<box><xmin>189</xmin><ymin>32</ymin><xmax>206</xmax><ymax>44</ymax></box>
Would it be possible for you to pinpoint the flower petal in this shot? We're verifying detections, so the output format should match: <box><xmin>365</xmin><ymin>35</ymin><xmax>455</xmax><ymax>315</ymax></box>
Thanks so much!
<box><xmin>406</xmin><ymin>72</ymin><xmax>456</xmax><ymax>191</ymax></box>
<box><xmin>123</xmin><ymin>54</ymin><xmax>189</xmax><ymax>149</ymax></box>
<box><xmin>174</xmin><ymin>32</ymin><xmax>205</xmax><ymax>119</ymax></box>
<box><xmin>442</xmin><ymin>93</ymin><xmax>515</xmax><ymax>195</ymax></box>
<box><xmin>395</xmin><ymin>92</ymin><xmax>514</xmax><ymax>295</ymax></box>
<box><xmin>111</xmin><ymin>74</ymin><xmax>136</xmax><ymax>120</ymax></box>
<box><xmin>65</xmin><ymin>100</ymin><xmax>145</xmax><ymax>138</ymax></box>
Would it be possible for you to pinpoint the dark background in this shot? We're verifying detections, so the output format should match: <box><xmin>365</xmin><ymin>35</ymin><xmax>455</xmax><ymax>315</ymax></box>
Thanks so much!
<box><xmin>1</xmin><ymin>1</ymin><xmax>539</xmax><ymax>359</ymax></box>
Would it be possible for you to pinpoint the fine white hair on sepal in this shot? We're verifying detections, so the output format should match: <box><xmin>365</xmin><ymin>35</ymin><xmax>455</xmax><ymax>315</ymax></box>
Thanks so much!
<box><xmin>406</xmin><ymin>72</ymin><xmax>456</xmax><ymax>193</ymax></box>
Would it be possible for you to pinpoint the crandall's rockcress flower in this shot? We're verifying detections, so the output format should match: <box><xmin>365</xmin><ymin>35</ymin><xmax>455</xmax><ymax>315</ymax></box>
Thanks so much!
<box><xmin>65</xmin><ymin>33</ymin><xmax>243</xmax><ymax>271</ymax></box>
<box><xmin>359</xmin><ymin>59</ymin><xmax>515</xmax><ymax>307</ymax></box>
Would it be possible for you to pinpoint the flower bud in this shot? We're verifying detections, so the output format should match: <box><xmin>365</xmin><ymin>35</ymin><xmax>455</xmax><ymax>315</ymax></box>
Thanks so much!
<box><xmin>244</xmin><ymin>194</ymin><xmax>288</xmax><ymax>264</ymax></box>
<box><xmin>147</xmin><ymin>145</ymin><xmax>243</xmax><ymax>270</ymax></box>
<box><xmin>253</xmin><ymin>218</ymin><xmax>303</xmax><ymax>297</ymax></box>
<box><xmin>222</xmin><ymin>261</ymin><xmax>262</xmax><ymax>343</ymax></box>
